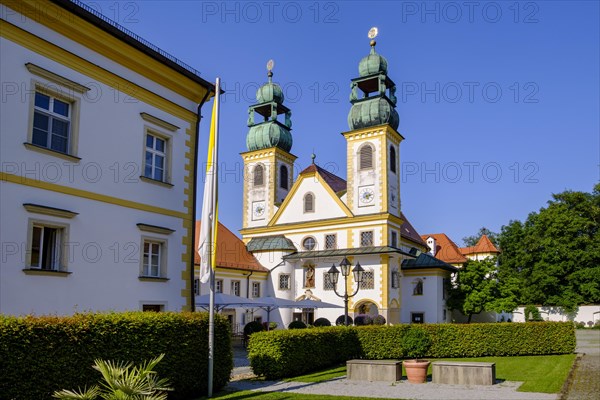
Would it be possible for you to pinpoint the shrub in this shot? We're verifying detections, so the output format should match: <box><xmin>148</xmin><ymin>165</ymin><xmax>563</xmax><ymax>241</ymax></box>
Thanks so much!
<box><xmin>335</xmin><ymin>315</ymin><xmax>353</xmax><ymax>326</ymax></box>
<box><xmin>373</xmin><ymin>315</ymin><xmax>386</xmax><ymax>325</ymax></box>
<box><xmin>354</xmin><ymin>314</ymin><xmax>373</xmax><ymax>326</ymax></box>
<box><xmin>288</xmin><ymin>320</ymin><xmax>307</xmax><ymax>329</ymax></box>
<box><xmin>575</xmin><ymin>321</ymin><xmax>586</xmax><ymax>329</ymax></box>
<box><xmin>0</xmin><ymin>312</ymin><xmax>232</xmax><ymax>400</ymax></box>
<box><xmin>244</xmin><ymin>321</ymin><xmax>264</xmax><ymax>336</ymax></box>
<box><xmin>401</xmin><ymin>327</ymin><xmax>431</xmax><ymax>361</ymax></box>
<box><xmin>313</xmin><ymin>317</ymin><xmax>331</xmax><ymax>327</ymax></box>
<box><xmin>524</xmin><ymin>305</ymin><xmax>544</xmax><ymax>321</ymax></box>
<box><xmin>262</xmin><ymin>321</ymin><xmax>278</xmax><ymax>330</ymax></box>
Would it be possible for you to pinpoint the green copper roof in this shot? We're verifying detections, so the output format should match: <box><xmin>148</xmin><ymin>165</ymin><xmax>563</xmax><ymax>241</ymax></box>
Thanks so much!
<box><xmin>256</xmin><ymin>74</ymin><xmax>284</xmax><ymax>104</ymax></box>
<box><xmin>402</xmin><ymin>253</ymin><xmax>458</xmax><ymax>272</ymax></box>
<box><xmin>247</xmin><ymin>235</ymin><xmax>297</xmax><ymax>252</ymax></box>
<box><xmin>283</xmin><ymin>246</ymin><xmax>412</xmax><ymax>260</ymax></box>
<box><xmin>359</xmin><ymin>47</ymin><xmax>388</xmax><ymax>77</ymax></box>
<box><xmin>246</xmin><ymin>121</ymin><xmax>293</xmax><ymax>152</ymax></box>
<box><xmin>348</xmin><ymin>97</ymin><xmax>399</xmax><ymax>130</ymax></box>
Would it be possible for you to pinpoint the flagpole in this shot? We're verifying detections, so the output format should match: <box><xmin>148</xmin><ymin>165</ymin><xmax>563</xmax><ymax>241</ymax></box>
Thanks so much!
<box><xmin>207</xmin><ymin>77</ymin><xmax>220</xmax><ymax>398</ymax></box>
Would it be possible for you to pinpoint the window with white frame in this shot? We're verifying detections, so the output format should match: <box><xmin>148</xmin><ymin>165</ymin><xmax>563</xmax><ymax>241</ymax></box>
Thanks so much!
<box><xmin>144</xmin><ymin>133</ymin><xmax>168</xmax><ymax>182</ymax></box>
<box><xmin>231</xmin><ymin>280</ymin><xmax>241</xmax><ymax>296</ymax></box>
<box><xmin>323</xmin><ymin>271</ymin><xmax>334</xmax><ymax>291</ymax></box>
<box><xmin>413</xmin><ymin>279</ymin><xmax>424</xmax><ymax>295</ymax></box>
<box><xmin>252</xmin><ymin>281</ymin><xmax>261</xmax><ymax>298</ymax></box>
<box><xmin>279</xmin><ymin>274</ymin><xmax>291</xmax><ymax>290</ymax></box>
<box><xmin>391</xmin><ymin>270</ymin><xmax>399</xmax><ymax>288</ymax></box>
<box><xmin>304</xmin><ymin>192</ymin><xmax>314</xmax><ymax>213</ymax></box>
<box><xmin>141</xmin><ymin>240</ymin><xmax>163</xmax><ymax>277</ymax></box>
<box><xmin>29</xmin><ymin>224</ymin><xmax>64</xmax><ymax>270</ymax></box>
<box><xmin>325</xmin><ymin>234</ymin><xmax>337</xmax><ymax>250</ymax></box>
<box><xmin>360</xmin><ymin>269</ymin><xmax>374</xmax><ymax>289</ymax></box>
<box><xmin>360</xmin><ymin>231</ymin><xmax>374</xmax><ymax>247</ymax></box>
<box><xmin>216</xmin><ymin>279</ymin><xmax>223</xmax><ymax>293</ymax></box>
<box><xmin>32</xmin><ymin>92</ymin><xmax>71</xmax><ymax>154</ymax></box>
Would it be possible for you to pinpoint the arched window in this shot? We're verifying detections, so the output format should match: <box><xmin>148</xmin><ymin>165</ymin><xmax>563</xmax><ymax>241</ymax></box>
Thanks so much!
<box><xmin>389</xmin><ymin>145</ymin><xmax>396</xmax><ymax>173</ymax></box>
<box><xmin>302</xmin><ymin>237</ymin><xmax>316</xmax><ymax>250</ymax></box>
<box><xmin>280</xmin><ymin>165</ymin><xmax>288</xmax><ymax>189</ymax></box>
<box><xmin>359</xmin><ymin>144</ymin><xmax>374</xmax><ymax>170</ymax></box>
<box><xmin>413</xmin><ymin>279</ymin><xmax>423</xmax><ymax>296</ymax></box>
<box><xmin>253</xmin><ymin>164</ymin><xmax>264</xmax><ymax>187</ymax></box>
<box><xmin>304</xmin><ymin>192</ymin><xmax>314</xmax><ymax>213</ymax></box>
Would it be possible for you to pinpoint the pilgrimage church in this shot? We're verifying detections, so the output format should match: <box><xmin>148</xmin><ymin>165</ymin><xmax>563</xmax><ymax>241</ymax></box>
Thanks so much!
<box><xmin>222</xmin><ymin>32</ymin><xmax>458</xmax><ymax>328</ymax></box>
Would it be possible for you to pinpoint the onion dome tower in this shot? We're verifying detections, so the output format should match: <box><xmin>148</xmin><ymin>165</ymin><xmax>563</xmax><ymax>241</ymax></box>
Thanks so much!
<box><xmin>343</xmin><ymin>28</ymin><xmax>403</xmax><ymax>217</ymax></box>
<box><xmin>241</xmin><ymin>61</ymin><xmax>297</xmax><ymax>229</ymax></box>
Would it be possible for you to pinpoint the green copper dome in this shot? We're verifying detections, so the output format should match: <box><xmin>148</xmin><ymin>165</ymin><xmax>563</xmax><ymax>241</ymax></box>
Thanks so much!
<box><xmin>359</xmin><ymin>47</ymin><xmax>388</xmax><ymax>77</ymax></box>
<box><xmin>256</xmin><ymin>72</ymin><xmax>284</xmax><ymax>104</ymax></box>
<box><xmin>247</xmin><ymin>121</ymin><xmax>293</xmax><ymax>152</ymax></box>
<box><xmin>348</xmin><ymin>97</ymin><xmax>399</xmax><ymax>130</ymax></box>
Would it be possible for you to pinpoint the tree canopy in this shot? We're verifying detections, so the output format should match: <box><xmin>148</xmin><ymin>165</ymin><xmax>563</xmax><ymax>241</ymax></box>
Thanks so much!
<box><xmin>497</xmin><ymin>184</ymin><xmax>600</xmax><ymax>311</ymax></box>
<box><xmin>462</xmin><ymin>227</ymin><xmax>499</xmax><ymax>247</ymax></box>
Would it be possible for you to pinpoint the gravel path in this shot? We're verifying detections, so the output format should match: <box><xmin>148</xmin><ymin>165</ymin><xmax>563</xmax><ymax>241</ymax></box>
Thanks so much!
<box><xmin>562</xmin><ymin>330</ymin><xmax>600</xmax><ymax>400</ymax></box>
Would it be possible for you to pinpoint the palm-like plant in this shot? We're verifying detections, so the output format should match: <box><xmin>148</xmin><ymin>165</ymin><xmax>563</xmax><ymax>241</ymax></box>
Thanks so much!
<box><xmin>53</xmin><ymin>354</ymin><xmax>172</xmax><ymax>400</ymax></box>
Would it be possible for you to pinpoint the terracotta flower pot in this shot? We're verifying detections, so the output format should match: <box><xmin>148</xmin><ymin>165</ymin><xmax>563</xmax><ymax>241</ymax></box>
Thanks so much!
<box><xmin>404</xmin><ymin>359</ymin><xmax>430</xmax><ymax>383</ymax></box>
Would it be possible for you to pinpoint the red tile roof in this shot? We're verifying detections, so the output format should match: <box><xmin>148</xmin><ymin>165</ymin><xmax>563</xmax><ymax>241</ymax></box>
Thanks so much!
<box><xmin>400</xmin><ymin>212</ymin><xmax>427</xmax><ymax>247</ymax></box>
<box><xmin>300</xmin><ymin>164</ymin><xmax>347</xmax><ymax>193</ymax></box>
<box><xmin>420</xmin><ymin>233</ymin><xmax>468</xmax><ymax>264</ymax></box>
<box><xmin>195</xmin><ymin>221</ymin><xmax>268</xmax><ymax>272</ymax></box>
<box><xmin>460</xmin><ymin>234</ymin><xmax>500</xmax><ymax>255</ymax></box>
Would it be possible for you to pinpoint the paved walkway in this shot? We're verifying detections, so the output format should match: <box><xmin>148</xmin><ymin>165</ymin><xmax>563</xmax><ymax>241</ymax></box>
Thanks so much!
<box><xmin>561</xmin><ymin>330</ymin><xmax>600</xmax><ymax>400</ymax></box>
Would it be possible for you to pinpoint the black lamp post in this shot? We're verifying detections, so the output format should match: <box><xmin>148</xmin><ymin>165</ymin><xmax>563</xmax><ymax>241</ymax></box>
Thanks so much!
<box><xmin>328</xmin><ymin>257</ymin><xmax>365</xmax><ymax>326</ymax></box>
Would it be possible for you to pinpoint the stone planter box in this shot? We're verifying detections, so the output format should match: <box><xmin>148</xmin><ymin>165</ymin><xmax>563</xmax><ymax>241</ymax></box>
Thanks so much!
<box><xmin>346</xmin><ymin>359</ymin><xmax>402</xmax><ymax>382</ymax></box>
<box><xmin>431</xmin><ymin>361</ymin><xmax>496</xmax><ymax>385</ymax></box>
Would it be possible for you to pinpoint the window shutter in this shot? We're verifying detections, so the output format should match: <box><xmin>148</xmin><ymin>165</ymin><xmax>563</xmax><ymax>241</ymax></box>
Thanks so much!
<box><xmin>359</xmin><ymin>145</ymin><xmax>373</xmax><ymax>170</ymax></box>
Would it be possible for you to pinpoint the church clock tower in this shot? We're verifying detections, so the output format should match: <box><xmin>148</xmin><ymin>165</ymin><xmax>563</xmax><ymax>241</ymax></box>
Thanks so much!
<box><xmin>241</xmin><ymin>62</ymin><xmax>297</xmax><ymax>229</ymax></box>
<box><xmin>343</xmin><ymin>31</ymin><xmax>403</xmax><ymax>217</ymax></box>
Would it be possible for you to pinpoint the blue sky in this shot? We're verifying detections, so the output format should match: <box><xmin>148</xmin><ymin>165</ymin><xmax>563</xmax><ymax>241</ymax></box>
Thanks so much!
<box><xmin>87</xmin><ymin>0</ymin><xmax>599</xmax><ymax>245</ymax></box>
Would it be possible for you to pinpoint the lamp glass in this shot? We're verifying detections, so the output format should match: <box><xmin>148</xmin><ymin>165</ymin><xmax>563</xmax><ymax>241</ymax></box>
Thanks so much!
<box><xmin>328</xmin><ymin>265</ymin><xmax>340</xmax><ymax>285</ymax></box>
<box><xmin>339</xmin><ymin>257</ymin><xmax>351</xmax><ymax>276</ymax></box>
<box><xmin>353</xmin><ymin>262</ymin><xmax>365</xmax><ymax>283</ymax></box>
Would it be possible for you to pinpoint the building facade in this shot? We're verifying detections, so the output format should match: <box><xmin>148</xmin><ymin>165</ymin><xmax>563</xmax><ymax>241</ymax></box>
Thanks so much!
<box><xmin>238</xmin><ymin>37</ymin><xmax>456</xmax><ymax>327</ymax></box>
<box><xmin>0</xmin><ymin>0</ymin><xmax>214</xmax><ymax>314</ymax></box>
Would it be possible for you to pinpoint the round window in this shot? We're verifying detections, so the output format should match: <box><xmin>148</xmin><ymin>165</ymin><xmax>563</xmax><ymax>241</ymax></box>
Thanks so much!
<box><xmin>302</xmin><ymin>237</ymin><xmax>316</xmax><ymax>250</ymax></box>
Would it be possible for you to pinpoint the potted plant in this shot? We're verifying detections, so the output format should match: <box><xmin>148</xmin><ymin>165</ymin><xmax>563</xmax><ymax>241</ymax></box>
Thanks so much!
<box><xmin>401</xmin><ymin>327</ymin><xmax>432</xmax><ymax>383</ymax></box>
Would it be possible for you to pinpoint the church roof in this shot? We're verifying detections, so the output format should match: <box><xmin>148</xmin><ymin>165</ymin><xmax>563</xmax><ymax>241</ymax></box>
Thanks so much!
<box><xmin>400</xmin><ymin>212</ymin><xmax>427</xmax><ymax>247</ymax></box>
<box><xmin>401</xmin><ymin>252</ymin><xmax>458</xmax><ymax>272</ymax></box>
<box><xmin>421</xmin><ymin>233</ymin><xmax>468</xmax><ymax>264</ymax></box>
<box><xmin>195</xmin><ymin>221</ymin><xmax>268</xmax><ymax>273</ymax></box>
<box><xmin>246</xmin><ymin>235</ymin><xmax>297</xmax><ymax>252</ymax></box>
<box><xmin>283</xmin><ymin>246</ymin><xmax>412</xmax><ymax>260</ymax></box>
<box><xmin>299</xmin><ymin>164</ymin><xmax>347</xmax><ymax>194</ymax></box>
<box><xmin>460</xmin><ymin>234</ymin><xmax>500</xmax><ymax>255</ymax></box>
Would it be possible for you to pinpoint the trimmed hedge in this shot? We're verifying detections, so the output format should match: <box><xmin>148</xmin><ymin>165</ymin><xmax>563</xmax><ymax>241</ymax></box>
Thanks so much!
<box><xmin>248</xmin><ymin>322</ymin><xmax>575</xmax><ymax>379</ymax></box>
<box><xmin>0</xmin><ymin>312</ymin><xmax>232</xmax><ymax>399</ymax></box>
<box><xmin>248</xmin><ymin>327</ymin><xmax>361</xmax><ymax>379</ymax></box>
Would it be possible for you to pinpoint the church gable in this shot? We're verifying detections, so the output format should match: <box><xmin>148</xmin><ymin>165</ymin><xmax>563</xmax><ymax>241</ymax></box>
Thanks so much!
<box><xmin>271</xmin><ymin>170</ymin><xmax>352</xmax><ymax>226</ymax></box>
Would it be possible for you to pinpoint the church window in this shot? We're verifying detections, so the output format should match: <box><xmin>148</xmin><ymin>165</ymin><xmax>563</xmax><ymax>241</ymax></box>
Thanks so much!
<box><xmin>360</xmin><ymin>269</ymin><xmax>374</xmax><ymax>289</ymax></box>
<box><xmin>359</xmin><ymin>144</ymin><xmax>374</xmax><ymax>170</ymax></box>
<box><xmin>304</xmin><ymin>192</ymin><xmax>314</xmax><ymax>213</ymax></box>
<box><xmin>391</xmin><ymin>231</ymin><xmax>398</xmax><ymax>247</ymax></box>
<box><xmin>302</xmin><ymin>236</ymin><xmax>316</xmax><ymax>250</ymax></box>
<box><xmin>325</xmin><ymin>234</ymin><xmax>337</xmax><ymax>249</ymax></box>
<box><xmin>253</xmin><ymin>164</ymin><xmax>264</xmax><ymax>187</ymax></box>
<box><xmin>360</xmin><ymin>231</ymin><xmax>373</xmax><ymax>247</ymax></box>
<box><xmin>413</xmin><ymin>279</ymin><xmax>423</xmax><ymax>296</ymax></box>
<box><xmin>391</xmin><ymin>270</ymin><xmax>399</xmax><ymax>288</ymax></box>
<box><xmin>279</xmin><ymin>274</ymin><xmax>291</xmax><ymax>290</ymax></box>
<box><xmin>280</xmin><ymin>165</ymin><xmax>288</xmax><ymax>189</ymax></box>
<box><xmin>389</xmin><ymin>145</ymin><xmax>397</xmax><ymax>173</ymax></box>
<box><xmin>323</xmin><ymin>271</ymin><xmax>334</xmax><ymax>290</ymax></box>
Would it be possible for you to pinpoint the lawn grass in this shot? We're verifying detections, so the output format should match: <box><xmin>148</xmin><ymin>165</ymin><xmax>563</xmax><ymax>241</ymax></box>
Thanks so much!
<box><xmin>287</xmin><ymin>354</ymin><xmax>576</xmax><ymax>393</ymax></box>
<box><xmin>198</xmin><ymin>390</ymin><xmax>401</xmax><ymax>400</ymax></box>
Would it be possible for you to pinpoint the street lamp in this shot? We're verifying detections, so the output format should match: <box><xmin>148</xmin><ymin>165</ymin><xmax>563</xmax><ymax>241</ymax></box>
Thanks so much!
<box><xmin>328</xmin><ymin>257</ymin><xmax>365</xmax><ymax>326</ymax></box>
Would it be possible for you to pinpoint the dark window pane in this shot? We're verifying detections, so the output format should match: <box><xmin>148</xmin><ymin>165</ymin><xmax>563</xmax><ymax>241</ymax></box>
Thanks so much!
<box><xmin>35</xmin><ymin>92</ymin><xmax>50</xmax><ymax>110</ymax></box>
<box><xmin>53</xmin><ymin>99</ymin><xmax>69</xmax><ymax>117</ymax></box>
<box><xmin>154</xmin><ymin>168</ymin><xmax>163</xmax><ymax>182</ymax></box>
<box><xmin>156</xmin><ymin>155</ymin><xmax>164</xmax><ymax>169</ymax></box>
<box><xmin>33</xmin><ymin>112</ymin><xmax>49</xmax><ymax>130</ymax></box>
<box><xmin>51</xmin><ymin>119</ymin><xmax>69</xmax><ymax>138</ymax></box>
<box><xmin>32</xmin><ymin>129</ymin><xmax>48</xmax><ymax>147</ymax></box>
<box><xmin>51</xmin><ymin>136</ymin><xmax>67</xmax><ymax>153</ymax></box>
<box><xmin>31</xmin><ymin>226</ymin><xmax>42</xmax><ymax>267</ymax></box>
<box><xmin>146</xmin><ymin>135</ymin><xmax>153</xmax><ymax>148</ymax></box>
<box><xmin>156</xmin><ymin>138</ymin><xmax>165</xmax><ymax>152</ymax></box>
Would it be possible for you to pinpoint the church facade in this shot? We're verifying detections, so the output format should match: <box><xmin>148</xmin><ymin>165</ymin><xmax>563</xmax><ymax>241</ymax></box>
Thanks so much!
<box><xmin>238</xmin><ymin>37</ymin><xmax>457</xmax><ymax>327</ymax></box>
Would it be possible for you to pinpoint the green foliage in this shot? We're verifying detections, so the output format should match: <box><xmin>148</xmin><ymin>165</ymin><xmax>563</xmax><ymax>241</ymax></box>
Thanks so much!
<box><xmin>262</xmin><ymin>322</ymin><xmax>278</xmax><ymax>330</ymax></box>
<box><xmin>447</xmin><ymin>257</ymin><xmax>517</xmax><ymax>322</ymax></box>
<box><xmin>288</xmin><ymin>320</ymin><xmax>307</xmax><ymax>329</ymax></box>
<box><xmin>53</xmin><ymin>354</ymin><xmax>171</xmax><ymax>399</ymax></box>
<box><xmin>497</xmin><ymin>184</ymin><xmax>600</xmax><ymax>311</ymax></box>
<box><xmin>247</xmin><ymin>322</ymin><xmax>575</xmax><ymax>379</ymax></box>
<box><xmin>524</xmin><ymin>305</ymin><xmax>544</xmax><ymax>321</ymax></box>
<box><xmin>372</xmin><ymin>315</ymin><xmax>386</xmax><ymax>325</ymax></box>
<box><xmin>0</xmin><ymin>312</ymin><xmax>232</xmax><ymax>400</ymax></box>
<box><xmin>463</xmin><ymin>227</ymin><xmax>499</xmax><ymax>247</ymax></box>
<box><xmin>335</xmin><ymin>315</ymin><xmax>353</xmax><ymax>326</ymax></box>
<box><xmin>400</xmin><ymin>327</ymin><xmax>431</xmax><ymax>360</ymax></box>
<box><xmin>244</xmin><ymin>321</ymin><xmax>264</xmax><ymax>336</ymax></box>
<box><xmin>248</xmin><ymin>327</ymin><xmax>361</xmax><ymax>379</ymax></box>
<box><xmin>313</xmin><ymin>318</ymin><xmax>331</xmax><ymax>327</ymax></box>
<box><xmin>353</xmin><ymin>314</ymin><xmax>373</xmax><ymax>326</ymax></box>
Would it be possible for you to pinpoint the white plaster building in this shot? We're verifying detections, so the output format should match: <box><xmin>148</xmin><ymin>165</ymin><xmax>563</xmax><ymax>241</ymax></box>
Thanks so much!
<box><xmin>0</xmin><ymin>0</ymin><xmax>214</xmax><ymax>314</ymax></box>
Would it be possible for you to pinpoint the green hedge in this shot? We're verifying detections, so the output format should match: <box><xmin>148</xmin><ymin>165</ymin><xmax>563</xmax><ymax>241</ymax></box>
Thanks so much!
<box><xmin>0</xmin><ymin>312</ymin><xmax>232</xmax><ymax>400</ymax></box>
<box><xmin>248</xmin><ymin>322</ymin><xmax>575</xmax><ymax>379</ymax></box>
<box><xmin>248</xmin><ymin>327</ymin><xmax>361</xmax><ymax>379</ymax></box>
